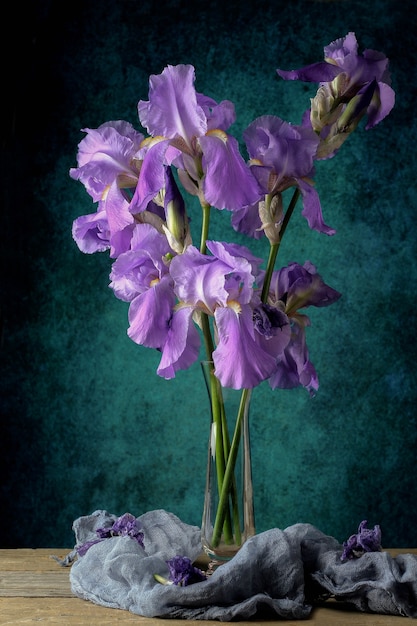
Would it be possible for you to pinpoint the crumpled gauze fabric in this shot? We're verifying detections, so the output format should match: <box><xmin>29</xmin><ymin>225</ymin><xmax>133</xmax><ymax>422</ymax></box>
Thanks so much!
<box><xmin>67</xmin><ymin>509</ymin><xmax>417</xmax><ymax>621</ymax></box>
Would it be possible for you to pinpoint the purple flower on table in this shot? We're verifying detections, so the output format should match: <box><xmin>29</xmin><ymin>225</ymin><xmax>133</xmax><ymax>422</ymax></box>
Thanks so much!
<box><xmin>265</xmin><ymin>261</ymin><xmax>341</xmax><ymax>395</ymax></box>
<box><xmin>341</xmin><ymin>520</ymin><xmax>382</xmax><ymax>562</ymax></box>
<box><xmin>133</xmin><ymin>64</ymin><xmax>261</xmax><ymax>213</ymax></box>
<box><xmin>277</xmin><ymin>32</ymin><xmax>395</xmax><ymax>158</ymax></box>
<box><xmin>77</xmin><ymin>512</ymin><xmax>144</xmax><ymax>556</ymax></box>
<box><xmin>97</xmin><ymin>512</ymin><xmax>145</xmax><ymax>547</ymax></box>
<box><xmin>240</xmin><ymin>115</ymin><xmax>335</xmax><ymax>237</ymax></box>
<box><xmin>166</xmin><ymin>555</ymin><xmax>207</xmax><ymax>586</ymax></box>
<box><xmin>70</xmin><ymin>121</ymin><xmax>145</xmax><ymax>257</ymax></box>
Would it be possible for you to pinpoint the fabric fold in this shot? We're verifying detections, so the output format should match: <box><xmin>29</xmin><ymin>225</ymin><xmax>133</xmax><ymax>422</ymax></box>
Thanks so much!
<box><xmin>65</xmin><ymin>509</ymin><xmax>417</xmax><ymax>621</ymax></box>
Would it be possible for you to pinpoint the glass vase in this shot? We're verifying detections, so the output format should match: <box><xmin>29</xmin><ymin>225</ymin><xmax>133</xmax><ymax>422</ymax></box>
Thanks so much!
<box><xmin>200</xmin><ymin>361</ymin><xmax>255</xmax><ymax>571</ymax></box>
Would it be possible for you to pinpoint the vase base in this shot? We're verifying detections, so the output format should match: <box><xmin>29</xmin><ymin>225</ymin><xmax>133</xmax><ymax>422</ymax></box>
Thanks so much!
<box><xmin>201</xmin><ymin>542</ymin><xmax>242</xmax><ymax>574</ymax></box>
<box><xmin>193</xmin><ymin>551</ymin><xmax>229</xmax><ymax>575</ymax></box>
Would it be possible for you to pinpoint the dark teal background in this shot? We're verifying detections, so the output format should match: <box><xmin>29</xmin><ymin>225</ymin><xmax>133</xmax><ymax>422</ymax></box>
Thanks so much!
<box><xmin>2</xmin><ymin>0</ymin><xmax>416</xmax><ymax>548</ymax></box>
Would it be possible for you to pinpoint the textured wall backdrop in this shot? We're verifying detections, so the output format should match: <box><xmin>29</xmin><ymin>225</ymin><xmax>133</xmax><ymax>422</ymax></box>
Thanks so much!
<box><xmin>2</xmin><ymin>0</ymin><xmax>416</xmax><ymax>548</ymax></box>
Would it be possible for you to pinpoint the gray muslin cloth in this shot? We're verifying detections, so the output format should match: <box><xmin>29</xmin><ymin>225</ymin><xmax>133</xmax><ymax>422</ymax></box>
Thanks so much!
<box><xmin>62</xmin><ymin>509</ymin><xmax>417</xmax><ymax>621</ymax></box>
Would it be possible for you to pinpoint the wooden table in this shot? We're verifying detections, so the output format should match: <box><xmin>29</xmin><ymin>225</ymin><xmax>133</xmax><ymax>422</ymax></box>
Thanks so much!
<box><xmin>0</xmin><ymin>548</ymin><xmax>414</xmax><ymax>624</ymax></box>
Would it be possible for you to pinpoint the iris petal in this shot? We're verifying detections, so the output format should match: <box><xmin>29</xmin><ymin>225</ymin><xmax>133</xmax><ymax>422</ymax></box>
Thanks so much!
<box><xmin>127</xmin><ymin>276</ymin><xmax>175</xmax><ymax>349</ymax></box>
<box><xmin>200</xmin><ymin>134</ymin><xmax>261</xmax><ymax>210</ymax></box>
<box><xmin>157</xmin><ymin>306</ymin><xmax>201</xmax><ymax>379</ymax></box>
<box><xmin>213</xmin><ymin>306</ymin><xmax>277</xmax><ymax>389</ymax></box>
<box><xmin>138</xmin><ymin>64</ymin><xmax>207</xmax><ymax>144</ymax></box>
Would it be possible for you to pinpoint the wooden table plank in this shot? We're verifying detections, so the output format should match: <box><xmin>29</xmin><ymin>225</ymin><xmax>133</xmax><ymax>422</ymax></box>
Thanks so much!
<box><xmin>0</xmin><ymin>549</ymin><xmax>414</xmax><ymax>624</ymax></box>
<box><xmin>0</xmin><ymin>597</ymin><xmax>409</xmax><ymax>625</ymax></box>
<box><xmin>0</xmin><ymin>571</ymin><xmax>72</xmax><ymax>597</ymax></box>
<box><xmin>0</xmin><ymin>548</ymin><xmax>71</xmax><ymax>571</ymax></box>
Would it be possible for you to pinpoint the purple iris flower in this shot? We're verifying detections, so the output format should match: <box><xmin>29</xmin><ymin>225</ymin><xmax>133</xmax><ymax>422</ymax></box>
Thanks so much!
<box><xmin>273</xmin><ymin>260</ymin><xmax>342</xmax><ymax>312</ymax></box>
<box><xmin>166</xmin><ymin>555</ymin><xmax>207</xmax><ymax>586</ymax></box>
<box><xmin>165</xmin><ymin>241</ymin><xmax>291</xmax><ymax>389</ymax></box>
<box><xmin>266</xmin><ymin>261</ymin><xmax>341</xmax><ymax>394</ymax></box>
<box><xmin>277</xmin><ymin>32</ymin><xmax>395</xmax><ymax>133</ymax></box>
<box><xmin>70</xmin><ymin>121</ymin><xmax>145</xmax><ymax>257</ymax></box>
<box><xmin>133</xmin><ymin>64</ymin><xmax>261</xmax><ymax>213</ymax></box>
<box><xmin>69</xmin><ymin>121</ymin><xmax>143</xmax><ymax>201</ymax></box>
<box><xmin>102</xmin><ymin>512</ymin><xmax>145</xmax><ymax>547</ymax></box>
<box><xmin>77</xmin><ymin>512</ymin><xmax>144</xmax><ymax>556</ymax></box>
<box><xmin>341</xmin><ymin>520</ymin><xmax>382</xmax><ymax>562</ymax></box>
<box><xmin>242</xmin><ymin>115</ymin><xmax>335</xmax><ymax>236</ymax></box>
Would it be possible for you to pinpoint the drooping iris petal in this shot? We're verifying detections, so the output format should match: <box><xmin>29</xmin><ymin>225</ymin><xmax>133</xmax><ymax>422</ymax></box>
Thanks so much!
<box><xmin>265</xmin><ymin>261</ymin><xmax>341</xmax><ymax>394</ymax></box>
<box><xmin>365</xmin><ymin>81</ymin><xmax>396</xmax><ymax>130</ymax></box>
<box><xmin>72</xmin><ymin>210</ymin><xmax>110</xmax><ymax>254</ymax></box>
<box><xmin>231</xmin><ymin>203</ymin><xmax>264</xmax><ymax>240</ymax></box>
<box><xmin>104</xmin><ymin>181</ymin><xmax>135</xmax><ymax>255</ymax></box>
<box><xmin>200</xmin><ymin>132</ymin><xmax>262</xmax><ymax>210</ymax></box>
<box><xmin>138</xmin><ymin>64</ymin><xmax>207</xmax><ymax>145</ymax></box>
<box><xmin>109</xmin><ymin>225</ymin><xmax>137</xmax><ymax>259</ymax></box>
<box><xmin>213</xmin><ymin>305</ymin><xmax>277</xmax><ymax>389</ymax></box>
<box><xmin>157</xmin><ymin>306</ymin><xmax>201</xmax><ymax>379</ymax></box>
<box><xmin>269</xmin><ymin>348</ymin><xmax>301</xmax><ymax>390</ymax></box>
<box><xmin>127</xmin><ymin>275</ymin><xmax>176</xmax><ymax>349</ymax></box>
<box><xmin>269</xmin><ymin>320</ymin><xmax>319</xmax><ymax>396</ymax></box>
<box><xmin>276</xmin><ymin>62</ymin><xmax>342</xmax><ymax>83</ymax></box>
<box><xmin>297</xmin><ymin>178</ymin><xmax>336</xmax><ymax>236</ymax></box>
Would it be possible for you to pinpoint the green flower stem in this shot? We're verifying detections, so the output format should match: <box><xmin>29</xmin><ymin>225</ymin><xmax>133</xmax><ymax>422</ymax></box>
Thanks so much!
<box><xmin>211</xmin><ymin>388</ymin><xmax>251</xmax><ymax>547</ymax></box>
<box><xmin>261</xmin><ymin>188</ymin><xmax>300</xmax><ymax>302</ymax></box>
<box><xmin>200</xmin><ymin>202</ymin><xmax>211</xmax><ymax>255</ymax></box>
<box><xmin>210</xmin><ymin>187</ymin><xmax>302</xmax><ymax>547</ymax></box>
<box><xmin>261</xmin><ymin>241</ymin><xmax>280</xmax><ymax>303</ymax></box>
<box><xmin>279</xmin><ymin>187</ymin><xmax>300</xmax><ymax>241</ymax></box>
<box><xmin>207</xmin><ymin>367</ymin><xmax>234</xmax><ymax>544</ymax></box>
<box><xmin>199</xmin><ymin>200</ymin><xmax>237</xmax><ymax>545</ymax></box>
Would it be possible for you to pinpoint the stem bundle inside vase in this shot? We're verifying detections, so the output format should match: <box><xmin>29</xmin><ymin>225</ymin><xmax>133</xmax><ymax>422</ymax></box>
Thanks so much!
<box><xmin>201</xmin><ymin>361</ymin><xmax>254</xmax><ymax>561</ymax></box>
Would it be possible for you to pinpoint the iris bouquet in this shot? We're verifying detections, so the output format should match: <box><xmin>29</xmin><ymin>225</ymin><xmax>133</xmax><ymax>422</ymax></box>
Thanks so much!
<box><xmin>70</xmin><ymin>32</ymin><xmax>394</xmax><ymax>565</ymax></box>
